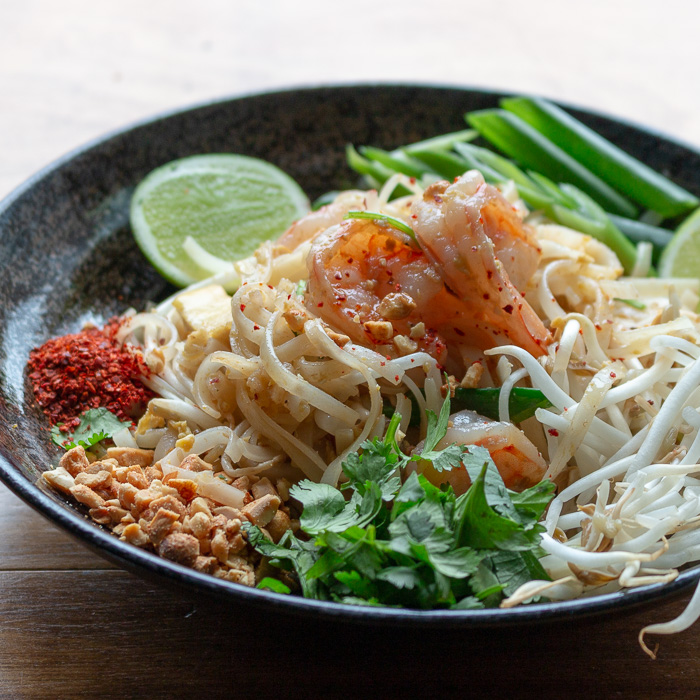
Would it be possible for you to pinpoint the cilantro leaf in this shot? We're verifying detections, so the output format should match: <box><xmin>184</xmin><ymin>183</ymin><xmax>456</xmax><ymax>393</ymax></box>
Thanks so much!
<box><xmin>257</xmin><ymin>577</ymin><xmax>291</xmax><ymax>594</ymax></box>
<box><xmin>421</xmin><ymin>443</ymin><xmax>465</xmax><ymax>473</ymax></box>
<box><xmin>343</xmin><ymin>449</ymin><xmax>400</xmax><ymax>500</ymax></box>
<box><xmin>511</xmin><ymin>480</ymin><xmax>557</xmax><ymax>523</ymax></box>
<box><xmin>414</xmin><ymin>394</ymin><xmax>467</xmax><ymax>473</ymax></box>
<box><xmin>420</xmin><ymin>391</ymin><xmax>452</xmax><ymax>454</ymax></box>
<box><xmin>484</xmin><ymin>549</ymin><xmax>551</xmax><ymax>596</ymax></box>
<box><xmin>395</xmin><ymin>471</ymin><xmax>424</xmax><ymax>505</ymax></box>
<box><xmin>292</xmin><ymin>480</ymin><xmax>385</xmax><ymax>536</ymax></box>
<box><xmin>306</xmin><ymin>541</ymin><xmax>360</xmax><ymax>580</ymax></box>
<box><xmin>461</xmin><ymin>445</ymin><xmax>518</xmax><ymax>519</ymax></box>
<box><xmin>334</xmin><ymin>569</ymin><xmax>377</xmax><ymax>598</ymax></box>
<box><xmin>246</xmin><ymin>399</ymin><xmax>555</xmax><ymax>611</ymax></box>
<box><xmin>451</xmin><ymin>595</ymin><xmax>484</xmax><ymax>610</ymax></box>
<box><xmin>243</xmin><ymin>523</ymin><xmax>298</xmax><ymax>561</ymax></box>
<box><xmin>291</xmin><ymin>481</ymin><xmax>350</xmax><ymax>535</ymax></box>
<box><xmin>51</xmin><ymin>407</ymin><xmax>132</xmax><ymax>450</ymax></box>
<box><xmin>342</xmin><ymin>411</ymin><xmax>405</xmax><ymax>498</ymax></box>
<box><xmin>243</xmin><ymin>524</ymin><xmax>324</xmax><ymax>600</ymax></box>
<box><xmin>428</xmin><ymin>547</ymin><xmax>483</xmax><ymax>579</ymax></box>
<box><xmin>375</xmin><ymin>566</ymin><xmax>421</xmax><ymax>590</ymax></box>
<box><xmin>455</xmin><ymin>463</ymin><xmax>539</xmax><ymax>552</ymax></box>
<box><xmin>469</xmin><ymin>562</ymin><xmax>504</xmax><ymax>604</ymax></box>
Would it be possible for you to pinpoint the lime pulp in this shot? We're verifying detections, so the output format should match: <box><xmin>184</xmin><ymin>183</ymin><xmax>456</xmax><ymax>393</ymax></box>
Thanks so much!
<box><xmin>130</xmin><ymin>154</ymin><xmax>310</xmax><ymax>287</ymax></box>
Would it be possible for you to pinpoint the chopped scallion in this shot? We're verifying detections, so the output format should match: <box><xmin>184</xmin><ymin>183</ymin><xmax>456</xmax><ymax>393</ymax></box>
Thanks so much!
<box><xmin>402</xmin><ymin>128</ymin><xmax>477</xmax><ymax>153</ymax></box>
<box><xmin>613</xmin><ymin>297</ymin><xmax>647</xmax><ymax>310</ymax></box>
<box><xmin>466</xmin><ymin>109</ymin><xmax>639</xmax><ymax>218</ymax></box>
<box><xmin>404</xmin><ymin>148</ymin><xmax>472</xmax><ymax>181</ymax></box>
<box><xmin>312</xmin><ymin>191</ymin><xmax>339</xmax><ymax>210</ymax></box>
<box><xmin>359</xmin><ymin>146</ymin><xmax>430</xmax><ymax>179</ymax></box>
<box><xmin>501</xmin><ymin>96</ymin><xmax>699</xmax><ymax>218</ymax></box>
<box><xmin>453</xmin><ymin>387</ymin><xmax>552</xmax><ymax>424</ymax></box>
<box><xmin>344</xmin><ymin>211</ymin><xmax>415</xmax><ymax>239</ymax></box>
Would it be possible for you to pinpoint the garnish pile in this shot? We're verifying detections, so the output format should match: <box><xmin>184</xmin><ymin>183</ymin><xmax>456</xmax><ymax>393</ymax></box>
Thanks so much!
<box><xmin>246</xmin><ymin>401</ymin><xmax>555</xmax><ymax>609</ymax></box>
<box><xmin>28</xmin><ymin>322</ymin><xmax>152</xmax><ymax>436</ymax></box>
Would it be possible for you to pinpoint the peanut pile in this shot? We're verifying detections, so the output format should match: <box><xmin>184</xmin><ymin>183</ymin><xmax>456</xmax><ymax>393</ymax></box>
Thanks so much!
<box><xmin>43</xmin><ymin>446</ymin><xmax>297</xmax><ymax>585</ymax></box>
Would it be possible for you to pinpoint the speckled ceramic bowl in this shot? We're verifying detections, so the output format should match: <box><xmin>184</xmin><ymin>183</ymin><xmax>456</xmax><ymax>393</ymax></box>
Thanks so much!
<box><xmin>2</xmin><ymin>85</ymin><xmax>700</xmax><ymax>626</ymax></box>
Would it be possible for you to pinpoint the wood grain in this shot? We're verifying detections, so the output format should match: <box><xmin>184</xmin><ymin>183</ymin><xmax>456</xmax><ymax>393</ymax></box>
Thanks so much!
<box><xmin>3</xmin><ymin>1</ymin><xmax>700</xmax><ymax>697</ymax></box>
<box><xmin>0</xmin><ymin>484</ymin><xmax>114</xmax><ymax>571</ymax></box>
<box><xmin>0</xmin><ymin>569</ymin><xmax>698</xmax><ymax>699</ymax></box>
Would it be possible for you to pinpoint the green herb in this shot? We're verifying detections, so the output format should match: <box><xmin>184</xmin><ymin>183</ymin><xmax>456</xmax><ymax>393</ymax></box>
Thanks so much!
<box><xmin>613</xmin><ymin>297</ymin><xmax>647</xmax><ymax>310</ymax></box>
<box><xmin>295</xmin><ymin>279</ymin><xmax>307</xmax><ymax>296</ymax></box>
<box><xmin>51</xmin><ymin>407</ymin><xmax>132</xmax><ymax>450</ymax></box>
<box><xmin>312</xmin><ymin>191</ymin><xmax>340</xmax><ymax>210</ymax></box>
<box><xmin>500</xmin><ymin>96</ymin><xmax>699</xmax><ymax>218</ymax></box>
<box><xmin>344</xmin><ymin>211</ymin><xmax>415</xmax><ymax>239</ymax></box>
<box><xmin>401</xmin><ymin>128</ymin><xmax>477</xmax><ymax>154</ymax></box>
<box><xmin>257</xmin><ymin>577</ymin><xmax>291</xmax><ymax>594</ymax></box>
<box><xmin>608</xmin><ymin>215</ymin><xmax>673</xmax><ymax>264</ymax></box>
<box><xmin>465</xmin><ymin>109</ymin><xmax>638</xmax><ymax>218</ymax></box>
<box><xmin>346</xmin><ymin>96</ymin><xmax>693</xmax><ymax>272</ymax></box>
<box><xmin>345</xmin><ymin>144</ymin><xmax>409</xmax><ymax>194</ymax></box>
<box><xmin>407</xmin><ymin>148</ymin><xmax>473</xmax><ymax>181</ymax></box>
<box><xmin>359</xmin><ymin>146</ymin><xmax>430</xmax><ymax>180</ymax></box>
<box><xmin>453</xmin><ymin>387</ymin><xmax>552</xmax><ymax>423</ymax></box>
<box><xmin>454</xmin><ymin>142</ymin><xmax>536</xmax><ymax>189</ymax></box>
<box><xmin>244</xmin><ymin>396</ymin><xmax>555</xmax><ymax>609</ymax></box>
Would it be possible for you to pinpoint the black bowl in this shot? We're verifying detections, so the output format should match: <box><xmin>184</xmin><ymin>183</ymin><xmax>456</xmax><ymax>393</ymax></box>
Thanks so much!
<box><xmin>1</xmin><ymin>84</ymin><xmax>699</xmax><ymax>627</ymax></box>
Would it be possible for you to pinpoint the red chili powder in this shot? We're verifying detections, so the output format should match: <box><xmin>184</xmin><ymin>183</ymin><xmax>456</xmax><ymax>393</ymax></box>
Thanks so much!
<box><xmin>27</xmin><ymin>320</ymin><xmax>153</xmax><ymax>431</ymax></box>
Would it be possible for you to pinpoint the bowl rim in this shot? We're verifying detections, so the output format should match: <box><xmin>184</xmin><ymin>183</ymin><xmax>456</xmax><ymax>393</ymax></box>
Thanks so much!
<box><xmin>2</xmin><ymin>82</ymin><xmax>699</xmax><ymax>627</ymax></box>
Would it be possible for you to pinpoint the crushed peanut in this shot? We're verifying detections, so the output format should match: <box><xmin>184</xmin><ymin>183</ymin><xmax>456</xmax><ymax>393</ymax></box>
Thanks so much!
<box><xmin>377</xmin><ymin>292</ymin><xmax>416</xmax><ymax>320</ymax></box>
<box><xmin>43</xmin><ymin>444</ymin><xmax>297</xmax><ymax>589</ymax></box>
<box><xmin>106</xmin><ymin>447</ymin><xmax>155</xmax><ymax>468</ymax></box>
<box><xmin>409</xmin><ymin>321</ymin><xmax>426</xmax><ymax>340</ymax></box>
<box><xmin>460</xmin><ymin>361</ymin><xmax>484</xmax><ymax>389</ymax></box>
<box><xmin>363</xmin><ymin>320</ymin><xmax>394</xmax><ymax>342</ymax></box>
<box><xmin>326</xmin><ymin>329</ymin><xmax>351</xmax><ymax>347</ymax></box>
<box><xmin>393</xmin><ymin>334</ymin><xmax>418</xmax><ymax>355</ymax></box>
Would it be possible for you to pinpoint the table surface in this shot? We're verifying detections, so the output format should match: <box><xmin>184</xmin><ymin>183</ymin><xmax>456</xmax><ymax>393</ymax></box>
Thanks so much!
<box><xmin>3</xmin><ymin>1</ymin><xmax>700</xmax><ymax>697</ymax></box>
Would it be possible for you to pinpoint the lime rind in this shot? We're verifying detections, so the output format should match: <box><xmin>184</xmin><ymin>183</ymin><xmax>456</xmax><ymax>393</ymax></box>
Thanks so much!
<box><xmin>658</xmin><ymin>207</ymin><xmax>700</xmax><ymax>279</ymax></box>
<box><xmin>130</xmin><ymin>154</ymin><xmax>309</xmax><ymax>287</ymax></box>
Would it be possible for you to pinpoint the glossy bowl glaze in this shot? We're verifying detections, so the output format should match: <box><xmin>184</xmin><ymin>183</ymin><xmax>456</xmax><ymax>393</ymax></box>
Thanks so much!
<box><xmin>2</xmin><ymin>85</ymin><xmax>699</xmax><ymax>627</ymax></box>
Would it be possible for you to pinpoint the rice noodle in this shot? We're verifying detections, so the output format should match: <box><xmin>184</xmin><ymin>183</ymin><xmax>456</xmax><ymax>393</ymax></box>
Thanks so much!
<box><xmin>108</xmin><ymin>182</ymin><xmax>700</xmax><ymax>654</ymax></box>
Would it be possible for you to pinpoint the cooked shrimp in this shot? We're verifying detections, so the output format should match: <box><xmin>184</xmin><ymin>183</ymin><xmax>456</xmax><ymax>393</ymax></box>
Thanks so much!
<box><xmin>412</xmin><ymin>172</ymin><xmax>551</xmax><ymax>357</ymax></box>
<box><xmin>305</xmin><ymin>218</ymin><xmax>461</xmax><ymax>363</ymax></box>
<box><xmin>413</xmin><ymin>409</ymin><xmax>547</xmax><ymax>492</ymax></box>
<box><xmin>277</xmin><ymin>190</ymin><xmax>367</xmax><ymax>250</ymax></box>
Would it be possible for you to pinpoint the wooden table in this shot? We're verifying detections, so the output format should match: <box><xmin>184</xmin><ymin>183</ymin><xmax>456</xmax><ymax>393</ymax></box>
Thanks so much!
<box><xmin>3</xmin><ymin>1</ymin><xmax>700</xmax><ymax>696</ymax></box>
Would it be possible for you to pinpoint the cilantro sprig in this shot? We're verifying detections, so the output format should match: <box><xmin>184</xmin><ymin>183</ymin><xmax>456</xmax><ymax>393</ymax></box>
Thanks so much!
<box><xmin>51</xmin><ymin>407</ymin><xmax>132</xmax><ymax>450</ymax></box>
<box><xmin>245</xmin><ymin>397</ymin><xmax>555</xmax><ymax>609</ymax></box>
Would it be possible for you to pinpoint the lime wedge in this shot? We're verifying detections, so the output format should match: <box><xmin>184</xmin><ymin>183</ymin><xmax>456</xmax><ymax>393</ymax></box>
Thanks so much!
<box><xmin>658</xmin><ymin>207</ymin><xmax>700</xmax><ymax>279</ymax></box>
<box><xmin>130</xmin><ymin>154</ymin><xmax>309</xmax><ymax>287</ymax></box>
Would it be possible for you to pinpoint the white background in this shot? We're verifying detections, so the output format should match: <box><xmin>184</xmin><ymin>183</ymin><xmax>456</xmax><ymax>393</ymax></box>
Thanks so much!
<box><xmin>2</xmin><ymin>0</ymin><xmax>700</xmax><ymax>198</ymax></box>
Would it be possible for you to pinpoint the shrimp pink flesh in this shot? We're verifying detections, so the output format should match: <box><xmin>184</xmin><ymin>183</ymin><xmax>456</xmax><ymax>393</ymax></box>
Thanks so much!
<box><xmin>416</xmin><ymin>409</ymin><xmax>547</xmax><ymax>493</ymax></box>
<box><xmin>303</xmin><ymin>171</ymin><xmax>551</xmax><ymax>368</ymax></box>
<box><xmin>305</xmin><ymin>219</ymin><xmax>457</xmax><ymax>361</ymax></box>
<box><xmin>412</xmin><ymin>173</ymin><xmax>551</xmax><ymax>357</ymax></box>
<box><xmin>277</xmin><ymin>193</ymin><xmax>365</xmax><ymax>250</ymax></box>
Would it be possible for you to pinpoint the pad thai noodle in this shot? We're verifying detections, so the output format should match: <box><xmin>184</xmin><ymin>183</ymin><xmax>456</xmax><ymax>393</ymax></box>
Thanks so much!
<box><xmin>36</xmin><ymin>165</ymin><xmax>700</xmax><ymax>658</ymax></box>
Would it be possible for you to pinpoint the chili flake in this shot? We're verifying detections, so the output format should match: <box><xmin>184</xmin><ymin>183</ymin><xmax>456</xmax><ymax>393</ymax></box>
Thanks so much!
<box><xmin>28</xmin><ymin>321</ymin><xmax>153</xmax><ymax>429</ymax></box>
